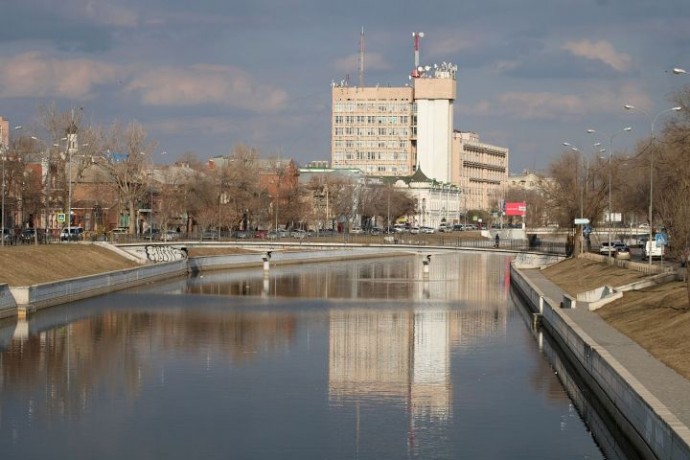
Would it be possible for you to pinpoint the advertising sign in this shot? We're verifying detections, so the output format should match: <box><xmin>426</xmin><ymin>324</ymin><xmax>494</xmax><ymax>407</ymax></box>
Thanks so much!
<box><xmin>505</xmin><ymin>202</ymin><xmax>526</xmax><ymax>216</ymax></box>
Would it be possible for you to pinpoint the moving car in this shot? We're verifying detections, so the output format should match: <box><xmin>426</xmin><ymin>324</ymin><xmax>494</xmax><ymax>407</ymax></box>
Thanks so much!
<box><xmin>642</xmin><ymin>240</ymin><xmax>664</xmax><ymax>259</ymax></box>
<box><xmin>614</xmin><ymin>244</ymin><xmax>631</xmax><ymax>260</ymax></box>
<box><xmin>60</xmin><ymin>227</ymin><xmax>84</xmax><ymax>241</ymax></box>
<box><xmin>160</xmin><ymin>229</ymin><xmax>180</xmax><ymax>241</ymax></box>
<box><xmin>599</xmin><ymin>241</ymin><xmax>624</xmax><ymax>256</ymax></box>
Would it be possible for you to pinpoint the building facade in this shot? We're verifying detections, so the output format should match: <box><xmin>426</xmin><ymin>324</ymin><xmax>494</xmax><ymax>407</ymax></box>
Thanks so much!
<box><xmin>331</xmin><ymin>86</ymin><xmax>414</xmax><ymax>176</ymax></box>
<box><xmin>452</xmin><ymin>131</ymin><xmax>509</xmax><ymax>212</ymax></box>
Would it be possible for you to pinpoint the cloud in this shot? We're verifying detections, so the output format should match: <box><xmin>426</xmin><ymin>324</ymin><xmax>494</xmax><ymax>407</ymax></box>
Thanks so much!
<box><xmin>0</xmin><ymin>52</ymin><xmax>120</xmax><ymax>99</ymax></box>
<box><xmin>333</xmin><ymin>52</ymin><xmax>392</xmax><ymax>74</ymax></box>
<box><xmin>562</xmin><ymin>40</ymin><xmax>632</xmax><ymax>72</ymax></box>
<box><xmin>125</xmin><ymin>64</ymin><xmax>288</xmax><ymax>113</ymax></box>
<box><xmin>81</xmin><ymin>1</ymin><xmax>139</xmax><ymax>27</ymax></box>
<box><xmin>468</xmin><ymin>82</ymin><xmax>652</xmax><ymax>120</ymax></box>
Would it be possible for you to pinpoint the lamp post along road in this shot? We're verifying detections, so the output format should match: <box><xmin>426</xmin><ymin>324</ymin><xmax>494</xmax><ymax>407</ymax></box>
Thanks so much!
<box><xmin>586</xmin><ymin>127</ymin><xmax>632</xmax><ymax>256</ymax></box>
<box><xmin>624</xmin><ymin>104</ymin><xmax>682</xmax><ymax>264</ymax></box>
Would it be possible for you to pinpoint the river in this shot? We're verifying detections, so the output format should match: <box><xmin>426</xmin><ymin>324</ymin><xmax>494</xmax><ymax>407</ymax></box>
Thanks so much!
<box><xmin>0</xmin><ymin>251</ymin><xmax>623</xmax><ymax>459</ymax></box>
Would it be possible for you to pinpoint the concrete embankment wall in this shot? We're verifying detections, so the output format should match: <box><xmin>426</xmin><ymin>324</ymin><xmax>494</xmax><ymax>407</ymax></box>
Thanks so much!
<box><xmin>0</xmin><ymin>284</ymin><xmax>17</xmax><ymax>319</ymax></box>
<box><xmin>510</xmin><ymin>263</ymin><xmax>690</xmax><ymax>459</ymax></box>
<box><xmin>188</xmin><ymin>247</ymin><xmax>407</xmax><ymax>273</ymax></box>
<box><xmin>10</xmin><ymin>260</ymin><xmax>188</xmax><ymax>315</ymax></box>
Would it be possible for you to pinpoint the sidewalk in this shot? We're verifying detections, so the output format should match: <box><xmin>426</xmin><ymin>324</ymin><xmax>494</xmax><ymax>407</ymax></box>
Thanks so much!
<box><xmin>521</xmin><ymin>267</ymin><xmax>690</xmax><ymax>430</ymax></box>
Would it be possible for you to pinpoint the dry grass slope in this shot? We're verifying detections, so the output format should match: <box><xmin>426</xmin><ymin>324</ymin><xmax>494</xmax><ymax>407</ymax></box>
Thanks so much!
<box><xmin>541</xmin><ymin>257</ymin><xmax>690</xmax><ymax>380</ymax></box>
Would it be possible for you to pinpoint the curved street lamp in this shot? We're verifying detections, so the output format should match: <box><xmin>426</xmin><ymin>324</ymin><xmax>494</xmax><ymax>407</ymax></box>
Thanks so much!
<box><xmin>624</xmin><ymin>104</ymin><xmax>682</xmax><ymax>264</ymax></box>
<box><xmin>586</xmin><ymin>127</ymin><xmax>632</xmax><ymax>256</ymax></box>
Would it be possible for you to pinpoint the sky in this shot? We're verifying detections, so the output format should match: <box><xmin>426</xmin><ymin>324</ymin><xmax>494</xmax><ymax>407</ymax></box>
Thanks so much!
<box><xmin>1</xmin><ymin>0</ymin><xmax>689</xmax><ymax>174</ymax></box>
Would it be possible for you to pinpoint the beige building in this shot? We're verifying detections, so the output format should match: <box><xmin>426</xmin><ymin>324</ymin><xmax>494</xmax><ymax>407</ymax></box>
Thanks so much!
<box><xmin>331</xmin><ymin>86</ymin><xmax>414</xmax><ymax>176</ymax></box>
<box><xmin>452</xmin><ymin>131</ymin><xmax>509</xmax><ymax>212</ymax></box>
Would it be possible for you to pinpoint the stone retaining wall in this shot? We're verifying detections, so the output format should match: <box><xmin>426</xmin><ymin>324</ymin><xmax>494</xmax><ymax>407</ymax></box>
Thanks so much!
<box><xmin>188</xmin><ymin>247</ymin><xmax>403</xmax><ymax>273</ymax></box>
<box><xmin>10</xmin><ymin>260</ymin><xmax>188</xmax><ymax>313</ymax></box>
<box><xmin>0</xmin><ymin>284</ymin><xmax>17</xmax><ymax>319</ymax></box>
<box><xmin>510</xmin><ymin>262</ymin><xmax>690</xmax><ymax>459</ymax></box>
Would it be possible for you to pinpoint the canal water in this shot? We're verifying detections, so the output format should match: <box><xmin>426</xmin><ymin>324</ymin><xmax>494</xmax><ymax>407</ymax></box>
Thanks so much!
<box><xmin>0</xmin><ymin>252</ymin><xmax>622</xmax><ymax>459</ymax></box>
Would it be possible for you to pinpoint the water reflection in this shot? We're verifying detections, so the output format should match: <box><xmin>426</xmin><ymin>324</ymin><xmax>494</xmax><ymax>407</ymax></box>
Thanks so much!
<box><xmin>180</xmin><ymin>252</ymin><xmax>512</xmax><ymax>303</ymax></box>
<box><xmin>0</xmin><ymin>253</ymin><xmax>606</xmax><ymax>459</ymax></box>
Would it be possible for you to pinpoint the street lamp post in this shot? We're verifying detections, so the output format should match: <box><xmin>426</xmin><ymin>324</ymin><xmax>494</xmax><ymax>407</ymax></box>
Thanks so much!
<box><xmin>586</xmin><ymin>127</ymin><xmax>632</xmax><ymax>257</ymax></box>
<box><xmin>624</xmin><ymin>105</ymin><xmax>682</xmax><ymax>264</ymax></box>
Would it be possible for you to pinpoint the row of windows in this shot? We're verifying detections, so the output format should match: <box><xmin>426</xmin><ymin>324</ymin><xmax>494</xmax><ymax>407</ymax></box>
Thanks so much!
<box><xmin>333</xmin><ymin>127</ymin><xmax>411</xmax><ymax>137</ymax></box>
<box><xmin>333</xmin><ymin>151</ymin><xmax>409</xmax><ymax>161</ymax></box>
<box><xmin>463</xmin><ymin>145</ymin><xmax>507</xmax><ymax>157</ymax></box>
<box><xmin>334</xmin><ymin>140</ymin><xmax>408</xmax><ymax>149</ymax></box>
<box><xmin>333</xmin><ymin>115</ymin><xmax>410</xmax><ymax>125</ymax></box>
<box><xmin>334</xmin><ymin>102</ymin><xmax>413</xmax><ymax>113</ymax></box>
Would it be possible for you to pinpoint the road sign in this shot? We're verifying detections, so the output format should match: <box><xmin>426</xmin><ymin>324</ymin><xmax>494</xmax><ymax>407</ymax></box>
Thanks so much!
<box><xmin>57</xmin><ymin>213</ymin><xmax>65</xmax><ymax>223</ymax></box>
<box><xmin>655</xmin><ymin>233</ymin><xmax>668</xmax><ymax>246</ymax></box>
<box><xmin>574</xmin><ymin>218</ymin><xmax>590</xmax><ymax>225</ymax></box>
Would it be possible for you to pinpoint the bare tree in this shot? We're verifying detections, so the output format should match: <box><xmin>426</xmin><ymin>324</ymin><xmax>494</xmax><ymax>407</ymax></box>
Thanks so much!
<box><xmin>90</xmin><ymin>121</ymin><xmax>157</xmax><ymax>233</ymax></box>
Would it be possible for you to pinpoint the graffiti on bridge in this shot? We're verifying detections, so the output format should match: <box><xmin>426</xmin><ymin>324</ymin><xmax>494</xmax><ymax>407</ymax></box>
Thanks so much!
<box><xmin>145</xmin><ymin>245</ymin><xmax>188</xmax><ymax>262</ymax></box>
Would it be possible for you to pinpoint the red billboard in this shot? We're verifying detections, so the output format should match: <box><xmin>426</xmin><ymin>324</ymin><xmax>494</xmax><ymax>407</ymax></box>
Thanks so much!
<box><xmin>505</xmin><ymin>202</ymin><xmax>526</xmax><ymax>216</ymax></box>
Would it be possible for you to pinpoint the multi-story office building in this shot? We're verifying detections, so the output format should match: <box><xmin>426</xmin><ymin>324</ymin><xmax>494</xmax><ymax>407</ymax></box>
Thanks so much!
<box><xmin>452</xmin><ymin>131</ymin><xmax>509</xmax><ymax>211</ymax></box>
<box><xmin>331</xmin><ymin>86</ymin><xmax>414</xmax><ymax>177</ymax></box>
<box><xmin>331</xmin><ymin>51</ymin><xmax>508</xmax><ymax>212</ymax></box>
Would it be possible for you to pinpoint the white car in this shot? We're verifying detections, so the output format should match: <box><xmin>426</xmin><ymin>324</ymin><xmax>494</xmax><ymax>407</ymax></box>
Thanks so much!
<box><xmin>599</xmin><ymin>241</ymin><xmax>624</xmax><ymax>256</ymax></box>
<box><xmin>160</xmin><ymin>230</ymin><xmax>180</xmax><ymax>241</ymax></box>
<box><xmin>349</xmin><ymin>227</ymin><xmax>364</xmax><ymax>234</ymax></box>
<box><xmin>420</xmin><ymin>226</ymin><xmax>436</xmax><ymax>234</ymax></box>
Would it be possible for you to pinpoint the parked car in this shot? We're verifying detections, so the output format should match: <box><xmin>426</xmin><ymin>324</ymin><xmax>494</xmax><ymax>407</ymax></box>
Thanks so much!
<box><xmin>349</xmin><ymin>227</ymin><xmax>364</xmax><ymax>234</ymax></box>
<box><xmin>420</xmin><ymin>226</ymin><xmax>436</xmax><ymax>234</ymax></box>
<box><xmin>201</xmin><ymin>230</ymin><xmax>220</xmax><ymax>240</ymax></box>
<box><xmin>599</xmin><ymin>241</ymin><xmax>623</xmax><ymax>256</ymax></box>
<box><xmin>615</xmin><ymin>244</ymin><xmax>631</xmax><ymax>260</ymax></box>
<box><xmin>160</xmin><ymin>229</ymin><xmax>180</xmax><ymax>241</ymax></box>
<box><xmin>110</xmin><ymin>227</ymin><xmax>129</xmax><ymax>240</ymax></box>
<box><xmin>142</xmin><ymin>228</ymin><xmax>161</xmax><ymax>240</ymax></box>
<box><xmin>60</xmin><ymin>227</ymin><xmax>84</xmax><ymax>241</ymax></box>
<box><xmin>642</xmin><ymin>240</ymin><xmax>665</xmax><ymax>259</ymax></box>
<box><xmin>291</xmin><ymin>229</ymin><xmax>307</xmax><ymax>239</ymax></box>
<box><xmin>20</xmin><ymin>228</ymin><xmax>36</xmax><ymax>243</ymax></box>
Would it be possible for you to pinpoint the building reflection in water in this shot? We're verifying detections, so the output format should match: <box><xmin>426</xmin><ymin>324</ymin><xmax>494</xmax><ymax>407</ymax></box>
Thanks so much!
<box><xmin>185</xmin><ymin>252</ymin><xmax>510</xmax><ymax>304</ymax></box>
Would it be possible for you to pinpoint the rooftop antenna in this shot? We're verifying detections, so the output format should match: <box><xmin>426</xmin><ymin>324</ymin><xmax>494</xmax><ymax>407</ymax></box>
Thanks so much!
<box><xmin>411</xmin><ymin>32</ymin><xmax>424</xmax><ymax>78</ymax></box>
<box><xmin>359</xmin><ymin>27</ymin><xmax>365</xmax><ymax>87</ymax></box>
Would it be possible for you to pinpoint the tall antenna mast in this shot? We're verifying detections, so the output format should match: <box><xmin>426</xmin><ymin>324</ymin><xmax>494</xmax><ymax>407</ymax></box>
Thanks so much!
<box><xmin>411</xmin><ymin>32</ymin><xmax>424</xmax><ymax>78</ymax></box>
<box><xmin>359</xmin><ymin>27</ymin><xmax>365</xmax><ymax>87</ymax></box>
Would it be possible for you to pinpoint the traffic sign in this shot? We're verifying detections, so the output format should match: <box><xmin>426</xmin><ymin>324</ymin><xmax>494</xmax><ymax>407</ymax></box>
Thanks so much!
<box><xmin>655</xmin><ymin>233</ymin><xmax>668</xmax><ymax>246</ymax></box>
<box><xmin>574</xmin><ymin>218</ymin><xmax>590</xmax><ymax>225</ymax></box>
<box><xmin>57</xmin><ymin>213</ymin><xmax>66</xmax><ymax>223</ymax></box>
